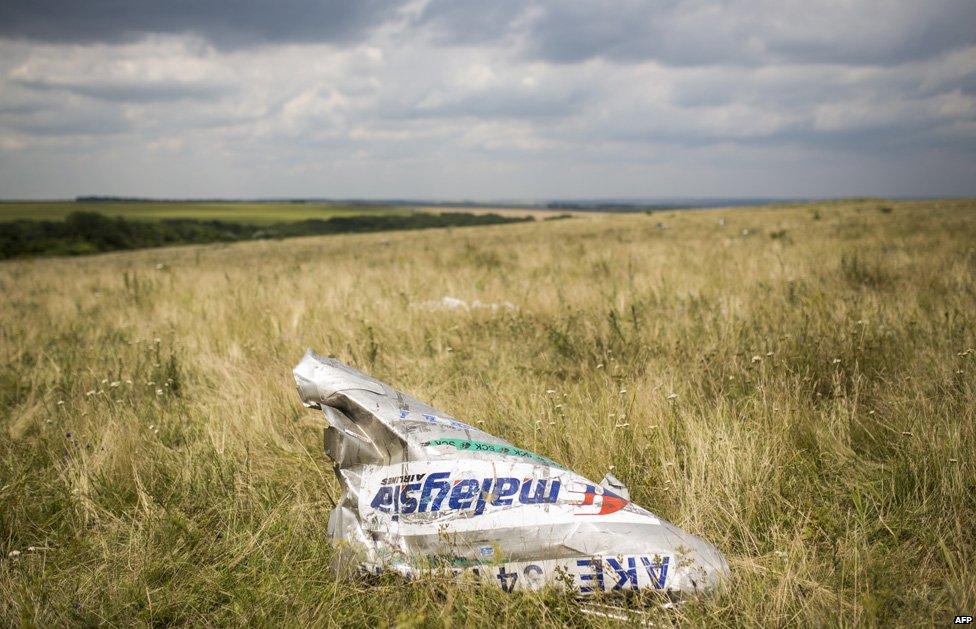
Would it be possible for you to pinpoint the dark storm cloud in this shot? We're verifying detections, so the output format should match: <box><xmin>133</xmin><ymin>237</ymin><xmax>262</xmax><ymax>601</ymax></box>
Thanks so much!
<box><xmin>0</xmin><ymin>0</ymin><xmax>404</xmax><ymax>48</ymax></box>
<box><xmin>418</xmin><ymin>0</ymin><xmax>976</xmax><ymax>66</ymax></box>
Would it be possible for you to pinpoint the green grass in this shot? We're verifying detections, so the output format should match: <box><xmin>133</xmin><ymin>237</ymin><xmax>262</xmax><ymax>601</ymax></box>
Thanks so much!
<box><xmin>0</xmin><ymin>201</ymin><xmax>411</xmax><ymax>225</ymax></box>
<box><xmin>0</xmin><ymin>198</ymin><xmax>974</xmax><ymax>626</ymax></box>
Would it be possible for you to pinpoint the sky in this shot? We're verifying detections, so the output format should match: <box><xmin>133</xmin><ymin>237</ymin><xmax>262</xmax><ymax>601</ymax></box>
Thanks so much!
<box><xmin>0</xmin><ymin>0</ymin><xmax>974</xmax><ymax>200</ymax></box>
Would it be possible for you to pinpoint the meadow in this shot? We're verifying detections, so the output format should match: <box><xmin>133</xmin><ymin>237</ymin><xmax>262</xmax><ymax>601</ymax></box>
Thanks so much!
<box><xmin>1</xmin><ymin>198</ymin><xmax>973</xmax><ymax>626</ymax></box>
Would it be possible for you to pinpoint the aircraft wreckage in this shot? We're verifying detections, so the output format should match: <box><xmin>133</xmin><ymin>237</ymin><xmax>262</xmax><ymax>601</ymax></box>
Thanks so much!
<box><xmin>293</xmin><ymin>349</ymin><xmax>728</xmax><ymax>595</ymax></box>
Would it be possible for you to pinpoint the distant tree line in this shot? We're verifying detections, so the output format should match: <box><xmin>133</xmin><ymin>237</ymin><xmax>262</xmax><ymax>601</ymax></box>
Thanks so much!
<box><xmin>74</xmin><ymin>196</ymin><xmax>372</xmax><ymax>205</ymax></box>
<box><xmin>0</xmin><ymin>211</ymin><xmax>534</xmax><ymax>260</ymax></box>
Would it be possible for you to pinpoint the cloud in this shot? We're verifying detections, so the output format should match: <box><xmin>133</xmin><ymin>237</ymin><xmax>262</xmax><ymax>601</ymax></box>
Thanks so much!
<box><xmin>0</xmin><ymin>0</ymin><xmax>405</xmax><ymax>48</ymax></box>
<box><xmin>5</xmin><ymin>37</ymin><xmax>240</xmax><ymax>105</ymax></box>
<box><xmin>419</xmin><ymin>0</ymin><xmax>976</xmax><ymax>67</ymax></box>
<box><xmin>13</xmin><ymin>77</ymin><xmax>234</xmax><ymax>103</ymax></box>
<box><xmin>0</xmin><ymin>1</ymin><xmax>974</xmax><ymax>199</ymax></box>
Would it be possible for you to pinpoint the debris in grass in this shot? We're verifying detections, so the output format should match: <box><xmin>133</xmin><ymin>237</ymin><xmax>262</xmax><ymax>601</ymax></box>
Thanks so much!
<box><xmin>415</xmin><ymin>296</ymin><xmax>518</xmax><ymax>312</ymax></box>
<box><xmin>293</xmin><ymin>349</ymin><xmax>728</xmax><ymax>595</ymax></box>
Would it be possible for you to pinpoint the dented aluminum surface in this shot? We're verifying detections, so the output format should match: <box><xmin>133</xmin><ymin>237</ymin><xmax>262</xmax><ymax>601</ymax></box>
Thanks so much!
<box><xmin>294</xmin><ymin>349</ymin><xmax>728</xmax><ymax>595</ymax></box>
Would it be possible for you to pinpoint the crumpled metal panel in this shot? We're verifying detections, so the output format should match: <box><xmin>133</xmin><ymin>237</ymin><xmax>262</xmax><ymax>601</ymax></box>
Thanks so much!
<box><xmin>294</xmin><ymin>349</ymin><xmax>728</xmax><ymax>595</ymax></box>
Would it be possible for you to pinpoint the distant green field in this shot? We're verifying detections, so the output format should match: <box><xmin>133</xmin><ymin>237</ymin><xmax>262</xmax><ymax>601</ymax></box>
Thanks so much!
<box><xmin>0</xmin><ymin>201</ymin><xmax>411</xmax><ymax>224</ymax></box>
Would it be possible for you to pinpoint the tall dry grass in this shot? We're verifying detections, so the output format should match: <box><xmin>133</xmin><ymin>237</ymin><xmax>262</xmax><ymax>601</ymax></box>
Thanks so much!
<box><xmin>1</xmin><ymin>198</ymin><xmax>974</xmax><ymax>626</ymax></box>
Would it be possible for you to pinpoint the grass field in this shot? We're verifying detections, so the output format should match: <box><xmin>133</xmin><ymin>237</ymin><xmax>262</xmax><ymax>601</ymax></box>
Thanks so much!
<box><xmin>1</xmin><ymin>198</ymin><xmax>974</xmax><ymax>626</ymax></box>
<box><xmin>0</xmin><ymin>201</ymin><xmax>412</xmax><ymax>225</ymax></box>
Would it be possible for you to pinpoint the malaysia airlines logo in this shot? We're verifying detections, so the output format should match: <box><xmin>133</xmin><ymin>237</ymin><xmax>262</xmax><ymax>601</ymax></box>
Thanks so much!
<box><xmin>370</xmin><ymin>472</ymin><xmax>560</xmax><ymax>516</ymax></box>
<box><xmin>368</xmin><ymin>473</ymin><xmax>631</xmax><ymax>517</ymax></box>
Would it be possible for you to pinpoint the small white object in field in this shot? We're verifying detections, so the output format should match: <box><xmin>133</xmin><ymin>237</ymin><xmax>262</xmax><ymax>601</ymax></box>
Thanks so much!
<box><xmin>414</xmin><ymin>295</ymin><xmax>519</xmax><ymax>312</ymax></box>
